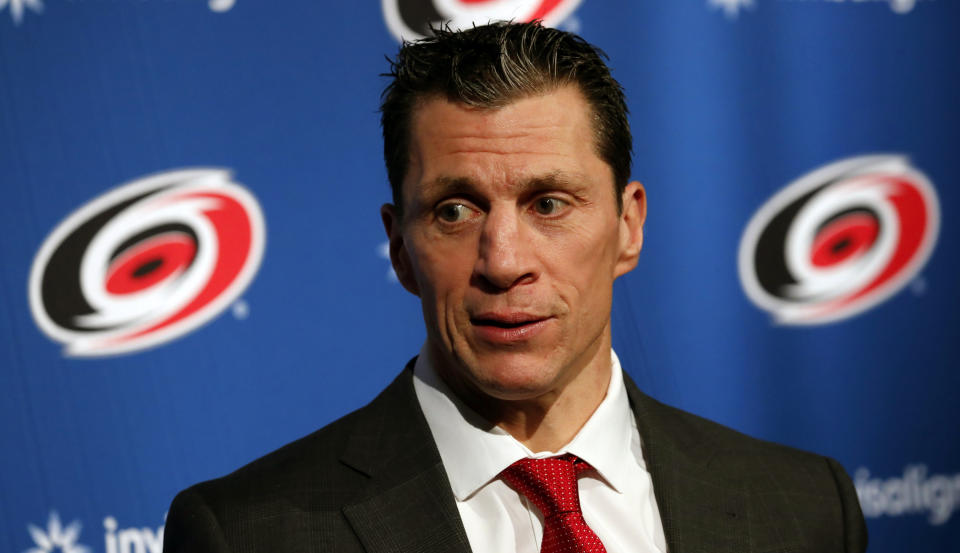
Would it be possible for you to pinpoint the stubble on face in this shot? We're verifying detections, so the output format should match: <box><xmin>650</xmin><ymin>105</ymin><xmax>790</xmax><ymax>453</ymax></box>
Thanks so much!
<box><xmin>385</xmin><ymin>86</ymin><xmax>642</xmax><ymax>447</ymax></box>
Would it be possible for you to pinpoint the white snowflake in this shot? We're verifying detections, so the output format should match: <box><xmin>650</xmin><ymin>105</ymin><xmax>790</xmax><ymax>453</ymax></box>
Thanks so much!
<box><xmin>207</xmin><ymin>0</ymin><xmax>236</xmax><ymax>12</ymax></box>
<box><xmin>0</xmin><ymin>0</ymin><xmax>43</xmax><ymax>25</ymax></box>
<box><xmin>708</xmin><ymin>0</ymin><xmax>756</xmax><ymax>19</ymax></box>
<box><xmin>24</xmin><ymin>512</ymin><xmax>90</xmax><ymax>553</ymax></box>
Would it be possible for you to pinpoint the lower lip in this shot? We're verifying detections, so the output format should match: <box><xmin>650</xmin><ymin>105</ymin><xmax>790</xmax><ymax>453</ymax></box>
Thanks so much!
<box><xmin>472</xmin><ymin>318</ymin><xmax>551</xmax><ymax>344</ymax></box>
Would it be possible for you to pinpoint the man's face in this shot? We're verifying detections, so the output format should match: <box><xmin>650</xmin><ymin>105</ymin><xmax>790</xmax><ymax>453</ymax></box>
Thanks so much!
<box><xmin>382</xmin><ymin>86</ymin><xmax>645</xmax><ymax>405</ymax></box>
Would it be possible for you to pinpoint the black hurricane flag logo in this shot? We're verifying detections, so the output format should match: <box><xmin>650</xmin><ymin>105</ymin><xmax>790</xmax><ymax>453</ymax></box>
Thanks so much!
<box><xmin>382</xmin><ymin>0</ymin><xmax>582</xmax><ymax>42</ymax></box>
<box><xmin>29</xmin><ymin>169</ymin><xmax>266</xmax><ymax>357</ymax></box>
<box><xmin>738</xmin><ymin>155</ymin><xmax>939</xmax><ymax>325</ymax></box>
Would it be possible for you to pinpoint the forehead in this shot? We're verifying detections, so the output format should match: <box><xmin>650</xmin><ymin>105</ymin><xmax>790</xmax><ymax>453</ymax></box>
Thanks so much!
<box><xmin>404</xmin><ymin>86</ymin><xmax>610</xmax><ymax>198</ymax></box>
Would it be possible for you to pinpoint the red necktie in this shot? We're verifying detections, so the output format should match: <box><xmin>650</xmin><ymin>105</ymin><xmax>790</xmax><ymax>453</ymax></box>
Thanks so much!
<box><xmin>500</xmin><ymin>454</ymin><xmax>608</xmax><ymax>553</ymax></box>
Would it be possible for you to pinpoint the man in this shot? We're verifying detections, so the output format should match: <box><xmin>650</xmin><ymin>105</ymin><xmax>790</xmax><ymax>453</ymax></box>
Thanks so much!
<box><xmin>164</xmin><ymin>22</ymin><xmax>867</xmax><ymax>553</ymax></box>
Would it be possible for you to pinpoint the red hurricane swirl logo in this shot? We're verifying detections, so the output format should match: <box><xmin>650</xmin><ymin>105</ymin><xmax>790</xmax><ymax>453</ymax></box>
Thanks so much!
<box><xmin>738</xmin><ymin>155</ymin><xmax>939</xmax><ymax>325</ymax></box>
<box><xmin>29</xmin><ymin>169</ymin><xmax>266</xmax><ymax>357</ymax></box>
<box><xmin>382</xmin><ymin>0</ymin><xmax>582</xmax><ymax>42</ymax></box>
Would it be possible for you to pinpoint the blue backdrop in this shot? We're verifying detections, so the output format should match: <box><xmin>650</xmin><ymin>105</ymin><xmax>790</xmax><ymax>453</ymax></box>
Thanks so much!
<box><xmin>1</xmin><ymin>1</ymin><xmax>957</xmax><ymax>552</ymax></box>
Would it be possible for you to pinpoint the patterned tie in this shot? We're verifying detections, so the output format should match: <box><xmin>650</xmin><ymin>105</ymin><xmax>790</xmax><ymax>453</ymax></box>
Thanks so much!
<box><xmin>500</xmin><ymin>454</ymin><xmax>608</xmax><ymax>553</ymax></box>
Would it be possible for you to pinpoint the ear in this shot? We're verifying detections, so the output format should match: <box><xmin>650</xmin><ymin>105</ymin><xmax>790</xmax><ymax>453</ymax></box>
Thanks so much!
<box><xmin>614</xmin><ymin>181</ymin><xmax>646</xmax><ymax>278</ymax></box>
<box><xmin>381</xmin><ymin>204</ymin><xmax>420</xmax><ymax>296</ymax></box>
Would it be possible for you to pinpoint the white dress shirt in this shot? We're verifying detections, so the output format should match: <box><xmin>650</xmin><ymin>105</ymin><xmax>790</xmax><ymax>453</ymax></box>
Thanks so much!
<box><xmin>412</xmin><ymin>346</ymin><xmax>667</xmax><ymax>553</ymax></box>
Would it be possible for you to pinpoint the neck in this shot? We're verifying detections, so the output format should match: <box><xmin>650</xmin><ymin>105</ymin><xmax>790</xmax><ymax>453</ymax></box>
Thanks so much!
<box><xmin>433</xmin><ymin>336</ymin><xmax>613</xmax><ymax>453</ymax></box>
<box><xmin>493</xmin><ymin>358</ymin><xmax>611</xmax><ymax>452</ymax></box>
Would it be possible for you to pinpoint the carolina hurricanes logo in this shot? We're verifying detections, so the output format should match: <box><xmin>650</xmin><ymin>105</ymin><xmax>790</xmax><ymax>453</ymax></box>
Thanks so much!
<box><xmin>382</xmin><ymin>0</ymin><xmax>583</xmax><ymax>42</ymax></box>
<box><xmin>738</xmin><ymin>155</ymin><xmax>939</xmax><ymax>325</ymax></box>
<box><xmin>29</xmin><ymin>169</ymin><xmax>266</xmax><ymax>357</ymax></box>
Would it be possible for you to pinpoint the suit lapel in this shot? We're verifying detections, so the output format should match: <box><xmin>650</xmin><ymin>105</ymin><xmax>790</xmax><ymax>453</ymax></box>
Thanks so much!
<box><xmin>624</xmin><ymin>374</ymin><xmax>751</xmax><ymax>553</ymax></box>
<box><xmin>336</xmin><ymin>364</ymin><xmax>752</xmax><ymax>553</ymax></box>
<box><xmin>339</xmin><ymin>365</ymin><xmax>472</xmax><ymax>553</ymax></box>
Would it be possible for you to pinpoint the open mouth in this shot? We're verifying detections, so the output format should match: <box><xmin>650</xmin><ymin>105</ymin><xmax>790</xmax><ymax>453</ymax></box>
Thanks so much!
<box><xmin>471</xmin><ymin>318</ymin><xmax>541</xmax><ymax>329</ymax></box>
<box><xmin>468</xmin><ymin>313</ymin><xmax>551</xmax><ymax>343</ymax></box>
<box><xmin>470</xmin><ymin>314</ymin><xmax>546</xmax><ymax>328</ymax></box>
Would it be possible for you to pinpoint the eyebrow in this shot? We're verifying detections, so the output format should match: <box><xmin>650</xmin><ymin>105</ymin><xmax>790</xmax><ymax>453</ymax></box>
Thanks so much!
<box><xmin>421</xmin><ymin>171</ymin><xmax>587</xmax><ymax>198</ymax></box>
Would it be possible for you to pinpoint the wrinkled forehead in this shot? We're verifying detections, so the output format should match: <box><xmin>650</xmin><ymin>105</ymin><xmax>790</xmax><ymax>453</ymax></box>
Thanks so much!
<box><xmin>397</xmin><ymin>89</ymin><xmax>618</xmax><ymax>219</ymax></box>
<box><xmin>404</xmin><ymin>88</ymin><xmax>602</xmax><ymax>180</ymax></box>
<box><xmin>407</xmin><ymin>84</ymin><xmax>596</xmax><ymax>143</ymax></box>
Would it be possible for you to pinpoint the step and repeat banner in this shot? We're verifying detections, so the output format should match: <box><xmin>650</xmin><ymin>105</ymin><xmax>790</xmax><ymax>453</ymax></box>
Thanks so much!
<box><xmin>1</xmin><ymin>1</ymin><xmax>957</xmax><ymax>552</ymax></box>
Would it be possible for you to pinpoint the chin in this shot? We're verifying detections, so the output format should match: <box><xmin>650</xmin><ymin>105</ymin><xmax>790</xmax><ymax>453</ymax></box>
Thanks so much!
<box><xmin>466</xmin><ymin>356</ymin><xmax>562</xmax><ymax>401</ymax></box>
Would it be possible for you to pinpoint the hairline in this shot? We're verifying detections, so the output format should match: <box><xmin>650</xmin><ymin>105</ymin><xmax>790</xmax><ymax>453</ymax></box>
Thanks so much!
<box><xmin>396</xmin><ymin>84</ymin><xmax>623</xmax><ymax>219</ymax></box>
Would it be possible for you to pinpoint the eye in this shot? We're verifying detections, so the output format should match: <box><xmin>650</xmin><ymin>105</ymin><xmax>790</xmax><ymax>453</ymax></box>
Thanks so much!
<box><xmin>436</xmin><ymin>202</ymin><xmax>474</xmax><ymax>223</ymax></box>
<box><xmin>532</xmin><ymin>196</ymin><xmax>569</xmax><ymax>216</ymax></box>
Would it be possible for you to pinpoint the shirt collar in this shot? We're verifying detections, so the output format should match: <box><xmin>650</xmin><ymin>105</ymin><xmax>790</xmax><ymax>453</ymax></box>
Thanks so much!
<box><xmin>412</xmin><ymin>345</ymin><xmax>636</xmax><ymax>501</ymax></box>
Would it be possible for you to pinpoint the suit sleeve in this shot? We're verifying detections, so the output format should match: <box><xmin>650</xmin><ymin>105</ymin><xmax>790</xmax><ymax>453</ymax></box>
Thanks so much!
<box><xmin>825</xmin><ymin>457</ymin><xmax>868</xmax><ymax>553</ymax></box>
<box><xmin>163</xmin><ymin>487</ymin><xmax>231</xmax><ymax>553</ymax></box>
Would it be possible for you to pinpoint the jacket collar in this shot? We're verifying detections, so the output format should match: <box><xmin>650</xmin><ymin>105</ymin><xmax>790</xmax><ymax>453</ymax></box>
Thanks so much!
<box><xmin>339</xmin><ymin>361</ymin><xmax>472</xmax><ymax>553</ymax></box>
<box><xmin>412</xmin><ymin>346</ymin><xmax>638</xmax><ymax>501</ymax></box>
<box><xmin>624</xmin><ymin>374</ymin><xmax>751</xmax><ymax>553</ymax></box>
<box><xmin>338</xmin><ymin>363</ymin><xmax>751</xmax><ymax>553</ymax></box>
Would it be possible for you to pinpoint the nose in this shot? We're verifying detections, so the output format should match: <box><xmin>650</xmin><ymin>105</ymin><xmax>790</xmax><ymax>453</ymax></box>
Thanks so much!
<box><xmin>474</xmin><ymin>206</ymin><xmax>538</xmax><ymax>290</ymax></box>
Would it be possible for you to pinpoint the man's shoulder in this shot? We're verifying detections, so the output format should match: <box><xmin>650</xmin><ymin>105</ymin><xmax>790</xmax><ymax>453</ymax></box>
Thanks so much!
<box><xmin>629</xmin><ymin>382</ymin><xmax>867</xmax><ymax>551</ymax></box>
<box><xmin>177</xmin><ymin>399</ymin><xmax>369</xmax><ymax>519</ymax></box>
<box><xmin>163</xmin><ymin>407</ymin><xmax>371</xmax><ymax>553</ymax></box>
<box><xmin>174</xmin><ymin>366</ymin><xmax>421</xmax><ymax>517</ymax></box>
<box><xmin>644</xmin><ymin>391</ymin><xmax>821</xmax><ymax>455</ymax></box>
<box><xmin>163</xmin><ymin>366</ymin><xmax>437</xmax><ymax>552</ymax></box>
<box><xmin>628</xmin><ymin>381</ymin><xmax>848</xmax><ymax>486</ymax></box>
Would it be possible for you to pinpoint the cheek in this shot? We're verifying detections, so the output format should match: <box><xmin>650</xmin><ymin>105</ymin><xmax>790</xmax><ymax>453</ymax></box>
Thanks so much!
<box><xmin>411</xmin><ymin>242</ymin><xmax>478</xmax><ymax>349</ymax></box>
<box><xmin>543</xmin><ymin>220</ymin><xmax>620</xmax><ymax>278</ymax></box>
<box><xmin>408</xmin><ymin>236</ymin><xmax>474</xmax><ymax>308</ymax></box>
<box><xmin>539</xmin><ymin>221</ymin><xmax>619</xmax><ymax>313</ymax></box>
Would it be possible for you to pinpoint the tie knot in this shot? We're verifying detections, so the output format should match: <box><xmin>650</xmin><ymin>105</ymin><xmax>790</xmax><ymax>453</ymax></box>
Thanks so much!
<box><xmin>500</xmin><ymin>454</ymin><xmax>591</xmax><ymax>518</ymax></box>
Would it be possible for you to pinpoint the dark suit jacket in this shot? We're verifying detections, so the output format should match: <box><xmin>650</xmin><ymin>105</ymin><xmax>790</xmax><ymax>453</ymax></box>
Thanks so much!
<box><xmin>163</xmin><ymin>365</ymin><xmax>868</xmax><ymax>553</ymax></box>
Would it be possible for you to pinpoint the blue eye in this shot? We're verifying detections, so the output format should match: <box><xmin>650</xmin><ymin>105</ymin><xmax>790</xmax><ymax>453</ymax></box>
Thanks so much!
<box><xmin>533</xmin><ymin>197</ymin><xmax>568</xmax><ymax>215</ymax></box>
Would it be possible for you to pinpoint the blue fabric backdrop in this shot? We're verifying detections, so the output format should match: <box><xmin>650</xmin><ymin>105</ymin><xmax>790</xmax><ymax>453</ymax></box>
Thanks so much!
<box><xmin>1</xmin><ymin>1</ymin><xmax>957</xmax><ymax>552</ymax></box>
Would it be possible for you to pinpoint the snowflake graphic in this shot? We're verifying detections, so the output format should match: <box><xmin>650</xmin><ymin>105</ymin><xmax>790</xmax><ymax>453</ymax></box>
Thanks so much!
<box><xmin>0</xmin><ymin>0</ymin><xmax>43</xmax><ymax>25</ymax></box>
<box><xmin>0</xmin><ymin>0</ymin><xmax>235</xmax><ymax>25</ymax></box>
<box><xmin>708</xmin><ymin>0</ymin><xmax>756</xmax><ymax>19</ymax></box>
<box><xmin>24</xmin><ymin>512</ymin><xmax>90</xmax><ymax>553</ymax></box>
